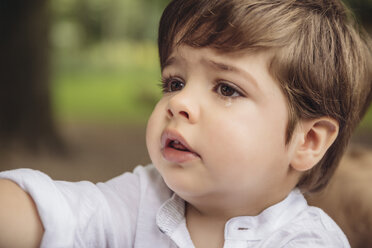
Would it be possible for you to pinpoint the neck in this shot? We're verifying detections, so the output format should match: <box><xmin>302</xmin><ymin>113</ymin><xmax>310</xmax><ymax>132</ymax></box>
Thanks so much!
<box><xmin>183</xmin><ymin>186</ymin><xmax>294</xmax><ymax>222</ymax></box>
<box><xmin>182</xmin><ymin>167</ymin><xmax>302</xmax><ymax>221</ymax></box>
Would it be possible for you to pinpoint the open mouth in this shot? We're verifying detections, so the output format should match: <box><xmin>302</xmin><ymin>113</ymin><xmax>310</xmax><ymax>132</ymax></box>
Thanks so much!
<box><xmin>161</xmin><ymin>130</ymin><xmax>200</xmax><ymax>163</ymax></box>
<box><xmin>165</xmin><ymin>138</ymin><xmax>199</xmax><ymax>157</ymax></box>
<box><xmin>167</xmin><ymin>139</ymin><xmax>191</xmax><ymax>152</ymax></box>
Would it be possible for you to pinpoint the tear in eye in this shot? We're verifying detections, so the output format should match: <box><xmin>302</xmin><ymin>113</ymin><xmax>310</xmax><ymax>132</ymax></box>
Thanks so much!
<box><xmin>216</xmin><ymin>83</ymin><xmax>241</xmax><ymax>97</ymax></box>
<box><xmin>220</xmin><ymin>85</ymin><xmax>235</xmax><ymax>96</ymax></box>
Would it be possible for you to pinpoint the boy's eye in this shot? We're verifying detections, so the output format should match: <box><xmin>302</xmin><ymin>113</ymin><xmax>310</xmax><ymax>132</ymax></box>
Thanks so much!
<box><xmin>161</xmin><ymin>77</ymin><xmax>185</xmax><ymax>93</ymax></box>
<box><xmin>170</xmin><ymin>80</ymin><xmax>185</xmax><ymax>91</ymax></box>
<box><xmin>216</xmin><ymin>83</ymin><xmax>241</xmax><ymax>97</ymax></box>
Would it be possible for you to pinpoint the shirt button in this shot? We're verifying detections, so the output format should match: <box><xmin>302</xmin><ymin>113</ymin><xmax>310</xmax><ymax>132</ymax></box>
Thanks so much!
<box><xmin>237</xmin><ymin>227</ymin><xmax>250</xmax><ymax>231</ymax></box>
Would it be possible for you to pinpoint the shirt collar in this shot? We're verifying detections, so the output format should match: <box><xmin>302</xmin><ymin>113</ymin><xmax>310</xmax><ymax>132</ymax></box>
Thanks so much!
<box><xmin>224</xmin><ymin>189</ymin><xmax>308</xmax><ymax>241</ymax></box>
<box><xmin>156</xmin><ymin>189</ymin><xmax>308</xmax><ymax>242</ymax></box>
<box><xmin>156</xmin><ymin>194</ymin><xmax>194</xmax><ymax>247</ymax></box>
<box><xmin>156</xmin><ymin>193</ymin><xmax>185</xmax><ymax>236</ymax></box>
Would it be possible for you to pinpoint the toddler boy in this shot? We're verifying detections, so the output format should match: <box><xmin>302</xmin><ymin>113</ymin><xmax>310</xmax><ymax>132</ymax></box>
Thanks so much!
<box><xmin>1</xmin><ymin>0</ymin><xmax>371</xmax><ymax>247</ymax></box>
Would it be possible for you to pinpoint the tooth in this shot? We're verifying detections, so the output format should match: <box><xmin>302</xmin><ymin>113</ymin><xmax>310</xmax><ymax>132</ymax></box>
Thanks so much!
<box><xmin>174</xmin><ymin>140</ymin><xmax>180</xmax><ymax>144</ymax></box>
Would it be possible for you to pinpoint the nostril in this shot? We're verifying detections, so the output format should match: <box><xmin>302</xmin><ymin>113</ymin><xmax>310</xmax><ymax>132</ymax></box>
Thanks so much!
<box><xmin>167</xmin><ymin>108</ymin><xmax>190</xmax><ymax>119</ymax></box>
<box><xmin>179</xmin><ymin>111</ymin><xmax>189</xmax><ymax>119</ymax></box>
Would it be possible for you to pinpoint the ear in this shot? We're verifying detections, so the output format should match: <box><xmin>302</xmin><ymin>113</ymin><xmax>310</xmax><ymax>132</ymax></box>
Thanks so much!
<box><xmin>290</xmin><ymin>117</ymin><xmax>339</xmax><ymax>172</ymax></box>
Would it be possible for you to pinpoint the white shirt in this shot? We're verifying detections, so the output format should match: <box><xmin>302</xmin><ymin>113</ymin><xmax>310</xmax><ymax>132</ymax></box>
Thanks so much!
<box><xmin>0</xmin><ymin>164</ymin><xmax>350</xmax><ymax>248</ymax></box>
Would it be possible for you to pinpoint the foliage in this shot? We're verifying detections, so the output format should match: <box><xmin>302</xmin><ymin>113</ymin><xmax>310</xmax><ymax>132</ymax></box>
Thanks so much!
<box><xmin>52</xmin><ymin>41</ymin><xmax>161</xmax><ymax>123</ymax></box>
<box><xmin>51</xmin><ymin>0</ymin><xmax>170</xmax><ymax>48</ymax></box>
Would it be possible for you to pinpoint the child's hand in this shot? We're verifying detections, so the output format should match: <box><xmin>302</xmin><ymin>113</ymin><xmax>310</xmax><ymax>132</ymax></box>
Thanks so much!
<box><xmin>0</xmin><ymin>179</ymin><xmax>43</xmax><ymax>247</ymax></box>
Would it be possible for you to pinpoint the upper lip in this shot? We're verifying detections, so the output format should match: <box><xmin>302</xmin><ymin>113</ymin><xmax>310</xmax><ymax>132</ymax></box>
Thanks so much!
<box><xmin>161</xmin><ymin>129</ymin><xmax>200</xmax><ymax>156</ymax></box>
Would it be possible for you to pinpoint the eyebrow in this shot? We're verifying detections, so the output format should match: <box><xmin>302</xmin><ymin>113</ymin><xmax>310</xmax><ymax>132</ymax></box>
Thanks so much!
<box><xmin>206</xmin><ymin>60</ymin><xmax>259</xmax><ymax>89</ymax></box>
<box><xmin>163</xmin><ymin>57</ymin><xmax>177</xmax><ymax>69</ymax></box>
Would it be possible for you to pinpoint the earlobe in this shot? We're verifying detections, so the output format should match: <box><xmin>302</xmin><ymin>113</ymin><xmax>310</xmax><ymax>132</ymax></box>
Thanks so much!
<box><xmin>290</xmin><ymin>117</ymin><xmax>339</xmax><ymax>172</ymax></box>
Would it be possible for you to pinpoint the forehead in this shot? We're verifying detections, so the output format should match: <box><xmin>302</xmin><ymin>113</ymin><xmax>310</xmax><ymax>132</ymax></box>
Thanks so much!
<box><xmin>164</xmin><ymin>44</ymin><xmax>275</xmax><ymax>81</ymax></box>
<box><xmin>165</xmin><ymin>44</ymin><xmax>273</xmax><ymax>67</ymax></box>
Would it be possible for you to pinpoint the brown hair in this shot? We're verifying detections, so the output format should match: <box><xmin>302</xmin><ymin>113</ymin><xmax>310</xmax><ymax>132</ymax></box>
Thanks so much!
<box><xmin>158</xmin><ymin>0</ymin><xmax>372</xmax><ymax>192</ymax></box>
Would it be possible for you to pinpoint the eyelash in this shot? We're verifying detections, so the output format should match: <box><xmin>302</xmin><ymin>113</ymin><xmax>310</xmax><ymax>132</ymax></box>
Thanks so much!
<box><xmin>159</xmin><ymin>75</ymin><xmax>184</xmax><ymax>93</ymax></box>
<box><xmin>159</xmin><ymin>75</ymin><xmax>244</xmax><ymax>98</ymax></box>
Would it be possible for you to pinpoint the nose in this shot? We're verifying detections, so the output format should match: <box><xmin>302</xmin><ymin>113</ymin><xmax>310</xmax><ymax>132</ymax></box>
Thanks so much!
<box><xmin>167</xmin><ymin>90</ymin><xmax>200</xmax><ymax>124</ymax></box>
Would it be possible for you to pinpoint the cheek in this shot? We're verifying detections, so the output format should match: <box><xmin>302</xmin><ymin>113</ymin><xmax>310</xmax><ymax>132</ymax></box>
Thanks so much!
<box><xmin>204</xmin><ymin>121</ymin><xmax>262</xmax><ymax>167</ymax></box>
<box><xmin>202</xmin><ymin>108</ymin><xmax>287</xmax><ymax>171</ymax></box>
<box><xmin>146</xmin><ymin>101</ymin><xmax>165</xmax><ymax>163</ymax></box>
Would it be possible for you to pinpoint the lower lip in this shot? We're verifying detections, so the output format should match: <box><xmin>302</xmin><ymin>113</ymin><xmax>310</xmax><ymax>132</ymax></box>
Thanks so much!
<box><xmin>161</xmin><ymin>147</ymin><xmax>199</xmax><ymax>164</ymax></box>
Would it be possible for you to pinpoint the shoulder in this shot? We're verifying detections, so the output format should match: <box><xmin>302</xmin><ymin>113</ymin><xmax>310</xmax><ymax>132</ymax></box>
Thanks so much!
<box><xmin>103</xmin><ymin>164</ymin><xmax>169</xmax><ymax>200</ymax></box>
<box><xmin>254</xmin><ymin>190</ymin><xmax>350</xmax><ymax>248</ymax></box>
<box><xmin>98</xmin><ymin>164</ymin><xmax>172</xmax><ymax>221</ymax></box>
<box><xmin>276</xmin><ymin>206</ymin><xmax>350</xmax><ymax>248</ymax></box>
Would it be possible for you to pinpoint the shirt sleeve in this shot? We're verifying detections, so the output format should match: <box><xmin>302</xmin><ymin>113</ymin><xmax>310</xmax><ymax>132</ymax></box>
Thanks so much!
<box><xmin>0</xmin><ymin>168</ymin><xmax>141</xmax><ymax>248</ymax></box>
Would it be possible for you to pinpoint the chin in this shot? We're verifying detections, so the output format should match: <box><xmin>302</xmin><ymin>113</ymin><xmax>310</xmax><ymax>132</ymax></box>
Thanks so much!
<box><xmin>160</xmin><ymin>170</ymin><xmax>199</xmax><ymax>195</ymax></box>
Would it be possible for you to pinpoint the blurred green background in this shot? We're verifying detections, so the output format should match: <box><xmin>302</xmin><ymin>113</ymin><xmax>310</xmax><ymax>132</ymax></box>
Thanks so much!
<box><xmin>51</xmin><ymin>0</ymin><xmax>167</xmax><ymax>124</ymax></box>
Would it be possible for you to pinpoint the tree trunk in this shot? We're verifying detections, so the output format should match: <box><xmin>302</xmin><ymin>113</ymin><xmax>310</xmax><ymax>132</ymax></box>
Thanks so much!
<box><xmin>0</xmin><ymin>0</ymin><xmax>62</xmax><ymax>152</ymax></box>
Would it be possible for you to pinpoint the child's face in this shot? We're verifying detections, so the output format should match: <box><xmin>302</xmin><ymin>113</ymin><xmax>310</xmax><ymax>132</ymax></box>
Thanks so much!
<box><xmin>146</xmin><ymin>45</ymin><xmax>299</xmax><ymax>204</ymax></box>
